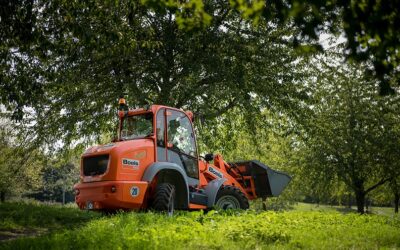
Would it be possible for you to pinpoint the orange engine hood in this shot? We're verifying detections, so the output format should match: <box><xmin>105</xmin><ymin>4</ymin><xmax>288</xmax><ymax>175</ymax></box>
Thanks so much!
<box><xmin>80</xmin><ymin>139</ymin><xmax>155</xmax><ymax>183</ymax></box>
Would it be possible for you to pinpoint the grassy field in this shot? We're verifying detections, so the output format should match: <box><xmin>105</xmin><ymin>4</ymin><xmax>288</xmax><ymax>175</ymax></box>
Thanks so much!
<box><xmin>293</xmin><ymin>202</ymin><xmax>398</xmax><ymax>216</ymax></box>
<box><xmin>0</xmin><ymin>202</ymin><xmax>399</xmax><ymax>249</ymax></box>
<box><xmin>0</xmin><ymin>202</ymin><xmax>101</xmax><ymax>241</ymax></box>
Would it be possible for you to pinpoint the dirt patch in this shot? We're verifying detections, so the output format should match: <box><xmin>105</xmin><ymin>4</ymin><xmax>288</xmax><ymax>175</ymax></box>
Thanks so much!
<box><xmin>0</xmin><ymin>228</ymin><xmax>47</xmax><ymax>241</ymax></box>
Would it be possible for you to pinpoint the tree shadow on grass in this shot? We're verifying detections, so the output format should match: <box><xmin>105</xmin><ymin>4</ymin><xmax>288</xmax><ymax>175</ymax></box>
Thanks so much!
<box><xmin>334</xmin><ymin>207</ymin><xmax>358</xmax><ymax>214</ymax></box>
<box><xmin>0</xmin><ymin>202</ymin><xmax>102</xmax><ymax>242</ymax></box>
<box><xmin>0</xmin><ymin>228</ymin><xmax>48</xmax><ymax>242</ymax></box>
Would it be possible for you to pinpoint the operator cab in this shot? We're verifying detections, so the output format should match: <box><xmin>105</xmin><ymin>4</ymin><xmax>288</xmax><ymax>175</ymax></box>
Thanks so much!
<box><xmin>118</xmin><ymin>101</ymin><xmax>200</xmax><ymax>186</ymax></box>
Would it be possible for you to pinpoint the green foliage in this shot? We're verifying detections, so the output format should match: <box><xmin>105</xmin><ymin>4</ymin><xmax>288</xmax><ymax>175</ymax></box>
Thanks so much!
<box><xmin>251</xmin><ymin>197</ymin><xmax>294</xmax><ymax>211</ymax></box>
<box><xmin>197</xmin><ymin>107</ymin><xmax>307</xmax><ymax>203</ymax></box>
<box><xmin>32</xmin><ymin>162</ymin><xmax>79</xmax><ymax>203</ymax></box>
<box><xmin>138</xmin><ymin>0</ymin><xmax>400</xmax><ymax>94</ymax></box>
<box><xmin>298</xmin><ymin>51</ymin><xmax>400</xmax><ymax>212</ymax></box>
<box><xmin>0</xmin><ymin>120</ymin><xmax>46</xmax><ymax>201</ymax></box>
<box><xmin>1</xmin><ymin>203</ymin><xmax>400</xmax><ymax>249</ymax></box>
<box><xmin>0</xmin><ymin>117</ymin><xmax>83</xmax><ymax>202</ymax></box>
<box><xmin>141</xmin><ymin>0</ymin><xmax>212</xmax><ymax>30</ymax></box>
<box><xmin>0</xmin><ymin>0</ymin><xmax>309</xmax><ymax>150</ymax></box>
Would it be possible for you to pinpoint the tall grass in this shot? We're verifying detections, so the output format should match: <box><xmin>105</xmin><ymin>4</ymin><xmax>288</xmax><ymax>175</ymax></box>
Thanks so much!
<box><xmin>0</xmin><ymin>202</ymin><xmax>100</xmax><ymax>231</ymax></box>
<box><xmin>1</xmin><ymin>206</ymin><xmax>400</xmax><ymax>250</ymax></box>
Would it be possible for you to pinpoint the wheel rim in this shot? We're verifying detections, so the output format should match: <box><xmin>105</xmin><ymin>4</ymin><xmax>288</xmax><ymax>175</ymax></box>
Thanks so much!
<box><xmin>216</xmin><ymin>195</ymin><xmax>240</xmax><ymax>209</ymax></box>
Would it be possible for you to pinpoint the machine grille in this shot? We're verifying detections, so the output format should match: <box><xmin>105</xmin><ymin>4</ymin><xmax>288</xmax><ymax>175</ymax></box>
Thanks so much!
<box><xmin>83</xmin><ymin>155</ymin><xmax>109</xmax><ymax>176</ymax></box>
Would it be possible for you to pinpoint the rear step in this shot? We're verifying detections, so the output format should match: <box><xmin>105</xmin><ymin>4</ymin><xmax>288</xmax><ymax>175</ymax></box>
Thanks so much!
<box><xmin>189</xmin><ymin>191</ymin><xmax>208</xmax><ymax>206</ymax></box>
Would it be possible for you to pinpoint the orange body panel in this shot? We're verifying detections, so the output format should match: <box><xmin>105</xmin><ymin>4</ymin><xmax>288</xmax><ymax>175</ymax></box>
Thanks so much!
<box><xmin>79</xmin><ymin>139</ymin><xmax>155</xmax><ymax>182</ymax></box>
<box><xmin>76</xmin><ymin>181</ymin><xmax>148</xmax><ymax>210</ymax></box>
<box><xmin>198</xmin><ymin>154</ymin><xmax>257</xmax><ymax>200</ymax></box>
<box><xmin>189</xmin><ymin>203</ymin><xmax>207</xmax><ymax>210</ymax></box>
<box><xmin>75</xmin><ymin>138</ymin><xmax>156</xmax><ymax>210</ymax></box>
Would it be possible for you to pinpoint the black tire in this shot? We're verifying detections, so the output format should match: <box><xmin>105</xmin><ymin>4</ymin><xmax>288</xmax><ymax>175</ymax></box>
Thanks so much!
<box><xmin>152</xmin><ymin>183</ymin><xmax>175</xmax><ymax>215</ymax></box>
<box><xmin>215</xmin><ymin>185</ymin><xmax>249</xmax><ymax>210</ymax></box>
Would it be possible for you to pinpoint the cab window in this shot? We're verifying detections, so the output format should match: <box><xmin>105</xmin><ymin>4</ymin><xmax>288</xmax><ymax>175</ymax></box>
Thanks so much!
<box><xmin>156</xmin><ymin>109</ymin><xmax>166</xmax><ymax>161</ymax></box>
<box><xmin>167</xmin><ymin>112</ymin><xmax>196</xmax><ymax>157</ymax></box>
<box><xmin>121</xmin><ymin>113</ymin><xmax>153</xmax><ymax>140</ymax></box>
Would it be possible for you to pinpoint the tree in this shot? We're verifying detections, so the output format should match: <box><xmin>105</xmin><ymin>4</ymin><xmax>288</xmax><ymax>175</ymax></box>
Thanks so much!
<box><xmin>1</xmin><ymin>0</ymin><xmax>308</xmax><ymax>149</ymax></box>
<box><xmin>302</xmin><ymin>53</ymin><xmax>400</xmax><ymax>213</ymax></box>
<box><xmin>142</xmin><ymin>0</ymin><xmax>400</xmax><ymax>94</ymax></box>
<box><xmin>32</xmin><ymin>162</ymin><xmax>79</xmax><ymax>204</ymax></box>
<box><xmin>391</xmin><ymin>178</ymin><xmax>400</xmax><ymax>213</ymax></box>
<box><xmin>0</xmin><ymin>118</ymin><xmax>45</xmax><ymax>202</ymax></box>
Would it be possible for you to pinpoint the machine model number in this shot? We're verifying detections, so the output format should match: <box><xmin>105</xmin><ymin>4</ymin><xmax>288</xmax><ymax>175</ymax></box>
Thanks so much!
<box><xmin>130</xmin><ymin>186</ymin><xmax>140</xmax><ymax>197</ymax></box>
<box><xmin>208</xmin><ymin>166</ymin><xmax>223</xmax><ymax>179</ymax></box>
<box><xmin>122</xmin><ymin>158</ymin><xmax>140</xmax><ymax>169</ymax></box>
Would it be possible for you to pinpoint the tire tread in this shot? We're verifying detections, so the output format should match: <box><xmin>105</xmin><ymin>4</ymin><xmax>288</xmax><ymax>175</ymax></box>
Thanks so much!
<box><xmin>152</xmin><ymin>183</ymin><xmax>175</xmax><ymax>211</ymax></box>
<box><xmin>216</xmin><ymin>185</ymin><xmax>249</xmax><ymax>209</ymax></box>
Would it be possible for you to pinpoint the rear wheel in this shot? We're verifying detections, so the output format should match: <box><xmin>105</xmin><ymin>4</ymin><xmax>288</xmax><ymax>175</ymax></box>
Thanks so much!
<box><xmin>215</xmin><ymin>185</ymin><xmax>249</xmax><ymax>210</ymax></box>
<box><xmin>152</xmin><ymin>183</ymin><xmax>175</xmax><ymax>216</ymax></box>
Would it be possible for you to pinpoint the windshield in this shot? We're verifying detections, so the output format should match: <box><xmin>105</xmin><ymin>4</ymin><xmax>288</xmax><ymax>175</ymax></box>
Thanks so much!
<box><xmin>121</xmin><ymin>113</ymin><xmax>153</xmax><ymax>140</ymax></box>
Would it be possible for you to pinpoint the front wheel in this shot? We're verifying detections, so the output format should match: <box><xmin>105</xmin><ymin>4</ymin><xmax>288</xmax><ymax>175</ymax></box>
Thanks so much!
<box><xmin>215</xmin><ymin>185</ymin><xmax>249</xmax><ymax>210</ymax></box>
<box><xmin>152</xmin><ymin>183</ymin><xmax>175</xmax><ymax>216</ymax></box>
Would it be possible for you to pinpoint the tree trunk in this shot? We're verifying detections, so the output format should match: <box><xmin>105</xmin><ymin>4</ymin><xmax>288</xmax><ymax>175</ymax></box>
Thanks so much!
<box><xmin>347</xmin><ymin>193</ymin><xmax>352</xmax><ymax>208</ymax></box>
<box><xmin>0</xmin><ymin>191</ymin><xmax>5</xmax><ymax>202</ymax></box>
<box><xmin>355</xmin><ymin>191</ymin><xmax>365</xmax><ymax>214</ymax></box>
<box><xmin>395</xmin><ymin>193</ymin><xmax>399</xmax><ymax>214</ymax></box>
<box><xmin>62</xmin><ymin>187</ymin><xmax>65</xmax><ymax>205</ymax></box>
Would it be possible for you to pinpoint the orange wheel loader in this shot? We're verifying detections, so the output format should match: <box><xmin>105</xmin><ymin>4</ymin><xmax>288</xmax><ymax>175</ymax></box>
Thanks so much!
<box><xmin>74</xmin><ymin>98</ymin><xmax>291</xmax><ymax>214</ymax></box>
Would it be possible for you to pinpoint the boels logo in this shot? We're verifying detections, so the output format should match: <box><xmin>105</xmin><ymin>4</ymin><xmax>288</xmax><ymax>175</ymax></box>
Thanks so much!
<box><xmin>122</xmin><ymin>158</ymin><xmax>140</xmax><ymax>169</ymax></box>
<box><xmin>208</xmin><ymin>166</ymin><xmax>223</xmax><ymax>179</ymax></box>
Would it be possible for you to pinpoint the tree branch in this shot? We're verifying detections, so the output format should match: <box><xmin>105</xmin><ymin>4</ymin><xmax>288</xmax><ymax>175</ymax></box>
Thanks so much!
<box><xmin>365</xmin><ymin>177</ymin><xmax>392</xmax><ymax>194</ymax></box>
<box><xmin>201</xmin><ymin>98</ymin><xmax>238</xmax><ymax>119</ymax></box>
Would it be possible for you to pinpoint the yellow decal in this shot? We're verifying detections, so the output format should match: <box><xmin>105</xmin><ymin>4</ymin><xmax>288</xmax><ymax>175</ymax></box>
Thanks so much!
<box><xmin>134</xmin><ymin>150</ymin><xmax>147</xmax><ymax>159</ymax></box>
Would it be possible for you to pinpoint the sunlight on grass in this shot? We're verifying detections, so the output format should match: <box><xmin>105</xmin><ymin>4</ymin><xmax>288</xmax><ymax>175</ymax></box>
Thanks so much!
<box><xmin>293</xmin><ymin>202</ymin><xmax>400</xmax><ymax>217</ymax></box>
<box><xmin>1</xmin><ymin>202</ymin><xmax>399</xmax><ymax>250</ymax></box>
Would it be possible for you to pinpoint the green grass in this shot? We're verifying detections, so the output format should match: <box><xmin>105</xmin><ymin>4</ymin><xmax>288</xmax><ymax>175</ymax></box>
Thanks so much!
<box><xmin>1</xmin><ymin>202</ymin><xmax>400</xmax><ymax>249</ymax></box>
<box><xmin>0</xmin><ymin>202</ymin><xmax>101</xmax><ymax>241</ymax></box>
<box><xmin>294</xmin><ymin>202</ymin><xmax>399</xmax><ymax>216</ymax></box>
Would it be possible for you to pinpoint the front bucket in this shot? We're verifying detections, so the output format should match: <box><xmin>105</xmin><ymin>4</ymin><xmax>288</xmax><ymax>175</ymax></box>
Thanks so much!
<box><xmin>231</xmin><ymin>160</ymin><xmax>291</xmax><ymax>197</ymax></box>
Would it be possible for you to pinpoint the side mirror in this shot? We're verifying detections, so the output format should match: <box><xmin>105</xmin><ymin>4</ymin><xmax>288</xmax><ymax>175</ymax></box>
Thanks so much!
<box><xmin>204</xmin><ymin>153</ymin><xmax>214</xmax><ymax>162</ymax></box>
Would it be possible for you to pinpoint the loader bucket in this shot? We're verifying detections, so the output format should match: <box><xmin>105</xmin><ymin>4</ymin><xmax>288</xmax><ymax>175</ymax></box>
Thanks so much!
<box><xmin>231</xmin><ymin>160</ymin><xmax>291</xmax><ymax>198</ymax></box>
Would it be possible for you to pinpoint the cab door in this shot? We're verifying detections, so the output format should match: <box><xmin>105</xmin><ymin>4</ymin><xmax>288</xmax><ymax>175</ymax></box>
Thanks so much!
<box><xmin>156</xmin><ymin>108</ymin><xmax>199</xmax><ymax>183</ymax></box>
<box><xmin>166</xmin><ymin>109</ymin><xmax>199</xmax><ymax>181</ymax></box>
